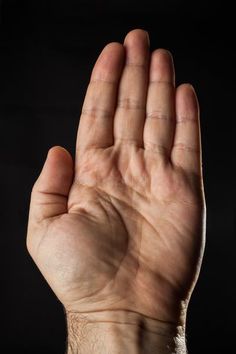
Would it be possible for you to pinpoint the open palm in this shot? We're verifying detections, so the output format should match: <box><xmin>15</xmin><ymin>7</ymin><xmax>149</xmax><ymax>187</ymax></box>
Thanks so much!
<box><xmin>27</xmin><ymin>29</ymin><xmax>205</xmax><ymax>325</ymax></box>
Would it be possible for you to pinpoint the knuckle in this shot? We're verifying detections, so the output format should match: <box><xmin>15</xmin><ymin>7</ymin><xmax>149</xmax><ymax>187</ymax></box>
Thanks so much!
<box><xmin>144</xmin><ymin>140</ymin><xmax>169</xmax><ymax>156</ymax></box>
<box><xmin>115</xmin><ymin>137</ymin><xmax>140</xmax><ymax>145</ymax></box>
<box><xmin>81</xmin><ymin>107</ymin><xmax>112</xmax><ymax>120</ymax></box>
<box><xmin>117</xmin><ymin>97</ymin><xmax>145</xmax><ymax>111</ymax></box>
<box><xmin>176</xmin><ymin>115</ymin><xmax>198</xmax><ymax>123</ymax></box>
<box><xmin>125</xmin><ymin>62</ymin><xmax>147</xmax><ymax>69</ymax></box>
<box><xmin>173</xmin><ymin>143</ymin><xmax>200</xmax><ymax>153</ymax></box>
<box><xmin>146</xmin><ymin>110</ymin><xmax>170</xmax><ymax>120</ymax></box>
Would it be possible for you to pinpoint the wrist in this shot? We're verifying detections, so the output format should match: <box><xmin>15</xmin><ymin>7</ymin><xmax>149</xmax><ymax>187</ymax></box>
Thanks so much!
<box><xmin>65</xmin><ymin>309</ymin><xmax>186</xmax><ymax>354</ymax></box>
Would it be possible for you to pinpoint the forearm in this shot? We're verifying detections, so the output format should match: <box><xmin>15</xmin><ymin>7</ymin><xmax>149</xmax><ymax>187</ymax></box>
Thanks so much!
<box><xmin>65</xmin><ymin>309</ymin><xmax>187</xmax><ymax>354</ymax></box>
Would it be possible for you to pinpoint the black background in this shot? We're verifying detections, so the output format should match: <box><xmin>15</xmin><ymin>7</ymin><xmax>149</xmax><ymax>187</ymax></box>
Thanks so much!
<box><xmin>0</xmin><ymin>0</ymin><xmax>234</xmax><ymax>353</ymax></box>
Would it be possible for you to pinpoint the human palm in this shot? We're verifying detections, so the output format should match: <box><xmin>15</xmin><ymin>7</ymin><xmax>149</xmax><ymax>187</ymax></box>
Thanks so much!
<box><xmin>27</xmin><ymin>29</ymin><xmax>205</xmax><ymax>325</ymax></box>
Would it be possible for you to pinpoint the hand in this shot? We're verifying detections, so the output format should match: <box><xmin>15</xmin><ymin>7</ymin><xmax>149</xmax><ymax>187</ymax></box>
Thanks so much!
<box><xmin>27</xmin><ymin>29</ymin><xmax>206</xmax><ymax>351</ymax></box>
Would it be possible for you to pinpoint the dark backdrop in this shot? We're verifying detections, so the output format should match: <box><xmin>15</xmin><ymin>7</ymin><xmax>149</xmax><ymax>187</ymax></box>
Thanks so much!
<box><xmin>0</xmin><ymin>1</ymin><xmax>234</xmax><ymax>353</ymax></box>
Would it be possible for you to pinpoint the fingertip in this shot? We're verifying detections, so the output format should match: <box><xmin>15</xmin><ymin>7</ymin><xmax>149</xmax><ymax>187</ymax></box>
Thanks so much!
<box><xmin>123</xmin><ymin>28</ymin><xmax>150</xmax><ymax>54</ymax></box>
<box><xmin>47</xmin><ymin>146</ymin><xmax>73</xmax><ymax>164</ymax></box>
<box><xmin>176</xmin><ymin>84</ymin><xmax>199</xmax><ymax>122</ymax></box>
<box><xmin>30</xmin><ymin>146</ymin><xmax>74</xmax><ymax>222</ymax></box>
<box><xmin>102</xmin><ymin>42</ymin><xmax>125</xmax><ymax>60</ymax></box>
<box><xmin>104</xmin><ymin>41</ymin><xmax>123</xmax><ymax>51</ymax></box>
<box><xmin>91</xmin><ymin>42</ymin><xmax>125</xmax><ymax>82</ymax></box>
<box><xmin>177</xmin><ymin>83</ymin><xmax>198</xmax><ymax>100</ymax></box>
<box><xmin>124</xmin><ymin>28</ymin><xmax>149</xmax><ymax>43</ymax></box>
<box><xmin>150</xmin><ymin>48</ymin><xmax>175</xmax><ymax>85</ymax></box>
<box><xmin>35</xmin><ymin>146</ymin><xmax>74</xmax><ymax>198</ymax></box>
<box><xmin>48</xmin><ymin>145</ymin><xmax>69</xmax><ymax>155</ymax></box>
<box><xmin>153</xmin><ymin>48</ymin><xmax>173</xmax><ymax>60</ymax></box>
<box><xmin>187</xmin><ymin>84</ymin><xmax>199</xmax><ymax>108</ymax></box>
<box><xmin>42</xmin><ymin>146</ymin><xmax>74</xmax><ymax>187</ymax></box>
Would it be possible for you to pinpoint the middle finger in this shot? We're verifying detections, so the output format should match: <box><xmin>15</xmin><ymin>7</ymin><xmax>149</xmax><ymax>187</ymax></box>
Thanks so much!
<box><xmin>113</xmin><ymin>29</ymin><xmax>150</xmax><ymax>147</ymax></box>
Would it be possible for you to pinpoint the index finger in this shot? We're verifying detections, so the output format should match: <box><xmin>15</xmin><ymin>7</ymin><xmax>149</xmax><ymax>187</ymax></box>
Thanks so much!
<box><xmin>75</xmin><ymin>43</ymin><xmax>125</xmax><ymax>157</ymax></box>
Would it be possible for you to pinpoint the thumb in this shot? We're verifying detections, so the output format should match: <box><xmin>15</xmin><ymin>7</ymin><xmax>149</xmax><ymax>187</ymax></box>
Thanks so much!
<box><xmin>29</xmin><ymin>146</ymin><xmax>74</xmax><ymax>222</ymax></box>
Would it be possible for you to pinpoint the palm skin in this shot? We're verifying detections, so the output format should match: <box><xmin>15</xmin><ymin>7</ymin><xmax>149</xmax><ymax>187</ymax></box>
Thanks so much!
<box><xmin>27</xmin><ymin>29</ymin><xmax>205</xmax><ymax>326</ymax></box>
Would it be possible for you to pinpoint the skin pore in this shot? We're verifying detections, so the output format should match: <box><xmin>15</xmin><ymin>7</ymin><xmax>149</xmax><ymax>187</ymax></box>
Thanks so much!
<box><xmin>26</xmin><ymin>29</ymin><xmax>206</xmax><ymax>353</ymax></box>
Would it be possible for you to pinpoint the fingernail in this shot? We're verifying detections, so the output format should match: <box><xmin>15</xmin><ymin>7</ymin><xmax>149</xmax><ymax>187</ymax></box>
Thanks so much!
<box><xmin>188</xmin><ymin>84</ymin><xmax>196</xmax><ymax>95</ymax></box>
<box><xmin>145</xmin><ymin>31</ymin><xmax>150</xmax><ymax>46</ymax></box>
